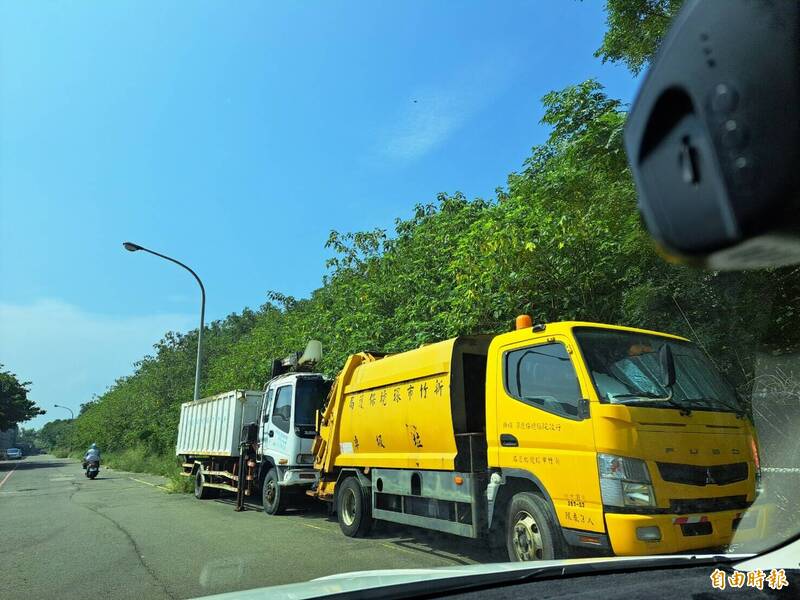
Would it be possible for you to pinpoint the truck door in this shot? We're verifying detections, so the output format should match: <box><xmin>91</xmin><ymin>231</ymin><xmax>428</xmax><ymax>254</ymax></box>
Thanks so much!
<box><xmin>492</xmin><ymin>335</ymin><xmax>604</xmax><ymax>533</ymax></box>
<box><xmin>264</xmin><ymin>383</ymin><xmax>293</xmax><ymax>463</ymax></box>
<box><xmin>258</xmin><ymin>388</ymin><xmax>274</xmax><ymax>460</ymax></box>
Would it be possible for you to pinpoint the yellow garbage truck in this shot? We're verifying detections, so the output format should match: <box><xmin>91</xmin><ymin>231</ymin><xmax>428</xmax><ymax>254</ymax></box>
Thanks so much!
<box><xmin>311</xmin><ymin>318</ymin><xmax>764</xmax><ymax>561</ymax></box>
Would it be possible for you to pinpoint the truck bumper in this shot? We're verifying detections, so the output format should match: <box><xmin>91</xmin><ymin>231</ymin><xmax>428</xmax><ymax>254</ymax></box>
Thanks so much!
<box><xmin>604</xmin><ymin>504</ymin><xmax>770</xmax><ymax>556</ymax></box>
<box><xmin>279</xmin><ymin>467</ymin><xmax>319</xmax><ymax>487</ymax></box>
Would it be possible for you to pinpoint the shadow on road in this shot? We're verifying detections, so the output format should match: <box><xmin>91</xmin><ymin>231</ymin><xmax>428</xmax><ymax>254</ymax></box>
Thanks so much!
<box><xmin>370</xmin><ymin>522</ymin><xmax>501</xmax><ymax>564</ymax></box>
<box><xmin>209</xmin><ymin>490</ymin><xmax>500</xmax><ymax>564</ymax></box>
<box><xmin>0</xmin><ymin>459</ymin><xmax>68</xmax><ymax>472</ymax></box>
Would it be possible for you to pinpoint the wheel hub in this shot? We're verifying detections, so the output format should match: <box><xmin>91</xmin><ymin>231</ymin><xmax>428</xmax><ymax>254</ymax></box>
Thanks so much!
<box><xmin>265</xmin><ymin>480</ymin><xmax>276</xmax><ymax>504</ymax></box>
<box><xmin>512</xmin><ymin>511</ymin><xmax>543</xmax><ymax>561</ymax></box>
<box><xmin>341</xmin><ymin>488</ymin><xmax>357</xmax><ymax>526</ymax></box>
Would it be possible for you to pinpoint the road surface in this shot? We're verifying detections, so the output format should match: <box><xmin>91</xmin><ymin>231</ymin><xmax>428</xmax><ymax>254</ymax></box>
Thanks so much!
<box><xmin>0</xmin><ymin>455</ymin><xmax>497</xmax><ymax>599</ymax></box>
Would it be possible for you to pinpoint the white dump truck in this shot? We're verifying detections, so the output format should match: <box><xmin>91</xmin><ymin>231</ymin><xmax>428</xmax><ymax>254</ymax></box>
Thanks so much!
<box><xmin>176</xmin><ymin>342</ymin><xmax>331</xmax><ymax>513</ymax></box>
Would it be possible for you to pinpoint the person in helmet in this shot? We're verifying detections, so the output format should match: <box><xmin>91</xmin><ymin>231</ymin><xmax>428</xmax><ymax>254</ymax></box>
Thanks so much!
<box><xmin>82</xmin><ymin>443</ymin><xmax>101</xmax><ymax>468</ymax></box>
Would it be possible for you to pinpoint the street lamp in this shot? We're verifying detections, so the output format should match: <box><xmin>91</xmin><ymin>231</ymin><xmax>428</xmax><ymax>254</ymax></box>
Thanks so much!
<box><xmin>123</xmin><ymin>241</ymin><xmax>206</xmax><ymax>402</ymax></box>
<box><xmin>53</xmin><ymin>404</ymin><xmax>74</xmax><ymax>419</ymax></box>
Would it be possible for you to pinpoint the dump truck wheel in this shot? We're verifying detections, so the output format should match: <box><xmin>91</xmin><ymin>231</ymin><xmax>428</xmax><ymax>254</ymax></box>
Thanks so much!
<box><xmin>506</xmin><ymin>492</ymin><xmax>565</xmax><ymax>562</ymax></box>
<box><xmin>194</xmin><ymin>470</ymin><xmax>219</xmax><ymax>500</ymax></box>
<box><xmin>262</xmin><ymin>468</ymin><xmax>287</xmax><ymax>515</ymax></box>
<box><xmin>337</xmin><ymin>476</ymin><xmax>373</xmax><ymax>537</ymax></box>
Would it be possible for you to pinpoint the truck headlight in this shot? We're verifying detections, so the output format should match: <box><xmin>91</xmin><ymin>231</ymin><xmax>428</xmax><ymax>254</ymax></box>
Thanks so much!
<box><xmin>598</xmin><ymin>454</ymin><xmax>656</xmax><ymax>508</ymax></box>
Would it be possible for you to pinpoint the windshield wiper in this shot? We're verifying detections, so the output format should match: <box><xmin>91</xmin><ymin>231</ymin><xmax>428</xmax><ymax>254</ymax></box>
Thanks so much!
<box><xmin>610</xmin><ymin>392</ymin><xmax>691</xmax><ymax>415</ymax></box>
<box><xmin>684</xmin><ymin>396</ymin><xmax>746</xmax><ymax>418</ymax></box>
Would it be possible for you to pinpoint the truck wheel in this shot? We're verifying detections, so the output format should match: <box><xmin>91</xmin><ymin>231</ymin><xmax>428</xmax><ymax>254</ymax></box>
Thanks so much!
<box><xmin>194</xmin><ymin>470</ymin><xmax>219</xmax><ymax>500</ymax></box>
<box><xmin>337</xmin><ymin>476</ymin><xmax>373</xmax><ymax>537</ymax></box>
<box><xmin>506</xmin><ymin>492</ymin><xmax>565</xmax><ymax>562</ymax></box>
<box><xmin>262</xmin><ymin>468</ymin><xmax>288</xmax><ymax>515</ymax></box>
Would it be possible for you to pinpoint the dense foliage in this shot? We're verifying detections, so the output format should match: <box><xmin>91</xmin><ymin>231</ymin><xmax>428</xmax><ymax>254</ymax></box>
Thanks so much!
<box><xmin>595</xmin><ymin>0</ymin><xmax>683</xmax><ymax>74</ymax></box>
<box><xmin>35</xmin><ymin>419</ymin><xmax>75</xmax><ymax>451</ymax></box>
<box><xmin>0</xmin><ymin>365</ymin><xmax>44</xmax><ymax>430</ymax></box>
<box><xmin>46</xmin><ymin>1</ymin><xmax>800</xmax><ymax>459</ymax></box>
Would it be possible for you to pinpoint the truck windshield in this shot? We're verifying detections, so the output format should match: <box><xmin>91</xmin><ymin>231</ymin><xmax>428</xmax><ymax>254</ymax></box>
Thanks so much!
<box><xmin>574</xmin><ymin>328</ymin><xmax>744</xmax><ymax>415</ymax></box>
<box><xmin>294</xmin><ymin>378</ymin><xmax>331</xmax><ymax>426</ymax></box>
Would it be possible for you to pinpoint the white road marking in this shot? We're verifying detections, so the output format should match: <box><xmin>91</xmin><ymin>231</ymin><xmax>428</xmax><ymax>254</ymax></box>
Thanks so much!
<box><xmin>0</xmin><ymin>464</ymin><xmax>18</xmax><ymax>490</ymax></box>
<box><xmin>129</xmin><ymin>476</ymin><xmax>168</xmax><ymax>491</ymax></box>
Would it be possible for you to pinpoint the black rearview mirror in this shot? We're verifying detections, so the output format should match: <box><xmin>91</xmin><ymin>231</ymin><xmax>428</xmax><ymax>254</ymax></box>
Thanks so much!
<box><xmin>624</xmin><ymin>0</ymin><xmax>800</xmax><ymax>270</ymax></box>
<box><xmin>659</xmin><ymin>344</ymin><xmax>676</xmax><ymax>389</ymax></box>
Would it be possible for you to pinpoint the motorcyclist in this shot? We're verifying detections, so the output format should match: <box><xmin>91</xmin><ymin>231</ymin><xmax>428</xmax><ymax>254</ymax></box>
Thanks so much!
<box><xmin>82</xmin><ymin>443</ymin><xmax>101</xmax><ymax>469</ymax></box>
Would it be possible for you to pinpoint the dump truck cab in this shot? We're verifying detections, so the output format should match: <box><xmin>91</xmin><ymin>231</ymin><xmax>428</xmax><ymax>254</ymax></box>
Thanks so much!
<box><xmin>258</xmin><ymin>372</ymin><xmax>330</xmax><ymax>486</ymax></box>
<box><xmin>486</xmin><ymin>321</ymin><xmax>764</xmax><ymax>558</ymax></box>
<box><xmin>256</xmin><ymin>341</ymin><xmax>332</xmax><ymax>515</ymax></box>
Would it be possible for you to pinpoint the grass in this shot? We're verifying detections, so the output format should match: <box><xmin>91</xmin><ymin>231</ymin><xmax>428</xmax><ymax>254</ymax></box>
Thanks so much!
<box><xmin>102</xmin><ymin>447</ymin><xmax>194</xmax><ymax>493</ymax></box>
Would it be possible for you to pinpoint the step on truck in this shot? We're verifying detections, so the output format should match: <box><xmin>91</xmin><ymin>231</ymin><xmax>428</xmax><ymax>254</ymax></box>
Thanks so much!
<box><xmin>311</xmin><ymin>317</ymin><xmax>768</xmax><ymax>561</ymax></box>
<box><xmin>176</xmin><ymin>342</ymin><xmax>331</xmax><ymax>513</ymax></box>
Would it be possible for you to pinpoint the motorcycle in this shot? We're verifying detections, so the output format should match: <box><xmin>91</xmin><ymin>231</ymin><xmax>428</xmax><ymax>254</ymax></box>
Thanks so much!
<box><xmin>84</xmin><ymin>460</ymin><xmax>100</xmax><ymax>479</ymax></box>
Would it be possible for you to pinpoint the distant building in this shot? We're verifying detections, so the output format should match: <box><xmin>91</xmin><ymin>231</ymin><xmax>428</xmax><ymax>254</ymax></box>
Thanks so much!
<box><xmin>0</xmin><ymin>425</ymin><xmax>18</xmax><ymax>450</ymax></box>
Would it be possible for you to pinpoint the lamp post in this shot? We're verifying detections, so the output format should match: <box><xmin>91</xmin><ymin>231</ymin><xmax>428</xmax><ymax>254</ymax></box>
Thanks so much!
<box><xmin>123</xmin><ymin>242</ymin><xmax>206</xmax><ymax>402</ymax></box>
<box><xmin>53</xmin><ymin>404</ymin><xmax>74</xmax><ymax>419</ymax></box>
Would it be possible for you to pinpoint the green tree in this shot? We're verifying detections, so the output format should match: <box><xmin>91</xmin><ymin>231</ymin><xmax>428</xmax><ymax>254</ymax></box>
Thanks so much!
<box><xmin>595</xmin><ymin>0</ymin><xmax>683</xmax><ymax>74</ymax></box>
<box><xmin>38</xmin><ymin>419</ymin><xmax>75</xmax><ymax>450</ymax></box>
<box><xmin>0</xmin><ymin>365</ymin><xmax>44</xmax><ymax>430</ymax></box>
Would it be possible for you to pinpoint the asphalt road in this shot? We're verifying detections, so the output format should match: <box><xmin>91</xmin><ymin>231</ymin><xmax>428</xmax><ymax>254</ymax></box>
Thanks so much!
<box><xmin>0</xmin><ymin>455</ymin><xmax>497</xmax><ymax>599</ymax></box>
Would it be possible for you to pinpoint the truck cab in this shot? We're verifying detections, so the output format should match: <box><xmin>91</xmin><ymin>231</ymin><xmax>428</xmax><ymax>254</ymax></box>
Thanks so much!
<box><xmin>485</xmin><ymin>321</ymin><xmax>764</xmax><ymax>559</ymax></box>
<box><xmin>258</xmin><ymin>371</ymin><xmax>331</xmax><ymax>514</ymax></box>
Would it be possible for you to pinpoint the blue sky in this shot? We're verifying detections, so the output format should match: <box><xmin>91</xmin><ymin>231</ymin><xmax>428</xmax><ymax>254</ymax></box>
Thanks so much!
<box><xmin>0</xmin><ymin>1</ymin><xmax>639</xmax><ymax>428</ymax></box>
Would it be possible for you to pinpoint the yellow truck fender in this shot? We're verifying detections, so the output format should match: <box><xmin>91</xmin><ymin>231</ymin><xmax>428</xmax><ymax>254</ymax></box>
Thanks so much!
<box><xmin>489</xmin><ymin>468</ymin><xmax>557</xmax><ymax>529</ymax></box>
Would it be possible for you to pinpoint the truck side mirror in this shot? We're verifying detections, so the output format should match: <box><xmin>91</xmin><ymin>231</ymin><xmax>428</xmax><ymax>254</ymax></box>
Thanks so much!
<box><xmin>659</xmin><ymin>344</ymin><xmax>676</xmax><ymax>389</ymax></box>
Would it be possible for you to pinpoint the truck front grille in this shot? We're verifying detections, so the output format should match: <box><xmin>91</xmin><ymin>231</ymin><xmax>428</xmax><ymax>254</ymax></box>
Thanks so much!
<box><xmin>669</xmin><ymin>495</ymin><xmax>749</xmax><ymax>514</ymax></box>
<box><xmin>657</xmin><ymin>461</ymin><xmax>748</xmax><ymax>486</ymax></box>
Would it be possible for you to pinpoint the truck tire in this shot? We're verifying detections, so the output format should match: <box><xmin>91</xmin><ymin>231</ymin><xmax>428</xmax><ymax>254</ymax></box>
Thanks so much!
<box><xmin>336</xmin><ymin>476</ymin><xmax>373</xmax><ymax>537</ymax></box>
<box><xmin>262</xmin><ymin>468</ymin><xmax>288</xmax><ymax>515</ymax></box>
<box><xmin>194</xmin><ymin>470</ymin><xmax>219</xmax><ymax>500</ymax></box>
<box><xmin>506</xmin><ymin>492</ymin><xmax>565</xmax><ymax>562</ymax></box>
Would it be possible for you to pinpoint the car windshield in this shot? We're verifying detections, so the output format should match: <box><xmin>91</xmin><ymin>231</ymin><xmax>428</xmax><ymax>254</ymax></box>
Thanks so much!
<box><xmin>575</xmin><ymin>328</ymin><xmax>744</xmax><ymax>414</ymax></box>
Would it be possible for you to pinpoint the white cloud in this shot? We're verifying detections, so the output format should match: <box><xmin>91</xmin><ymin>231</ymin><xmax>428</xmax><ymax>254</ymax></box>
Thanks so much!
<box><xmin>0</xmin><ymin>299</ymin><xmax>194</xmax><ymax>429</ymax></box>
<box><xmin>379</xmin><ymin>53</ymin><xmax>519</xmax><ymax>163</ymax></box>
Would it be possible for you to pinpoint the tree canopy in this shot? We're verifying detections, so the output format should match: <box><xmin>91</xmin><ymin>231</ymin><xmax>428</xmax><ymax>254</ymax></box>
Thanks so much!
<box><xmin>595</xmin><ymin>0</ymin><xmax>683</xmax><ymax>74</ymax></box>
<box><xmin>0</xmin><ymin>365</ymin><xmax>44</xmax><ymax>430</ymax></box>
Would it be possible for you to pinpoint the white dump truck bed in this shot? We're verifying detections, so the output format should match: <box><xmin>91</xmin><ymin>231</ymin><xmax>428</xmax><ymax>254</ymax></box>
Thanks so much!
<box><xmin>175</xmin><ymin>389</ymin><xmax>262</xmax><ymax>457</ymax></box>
